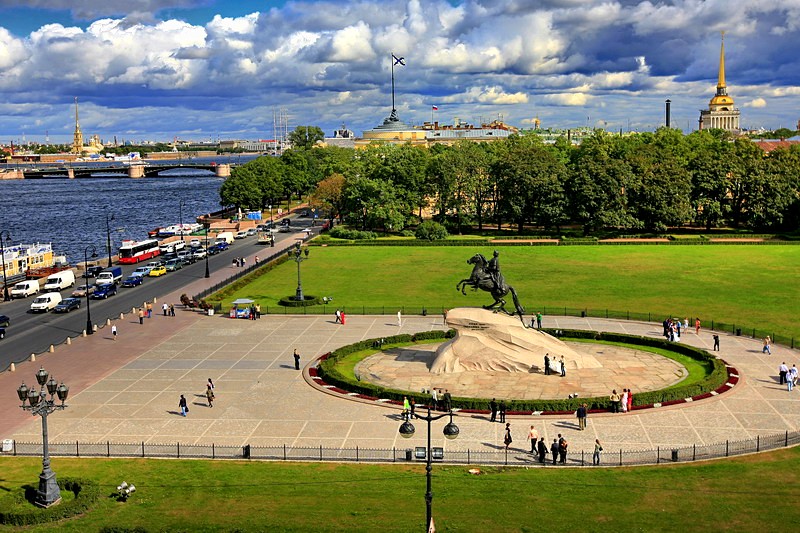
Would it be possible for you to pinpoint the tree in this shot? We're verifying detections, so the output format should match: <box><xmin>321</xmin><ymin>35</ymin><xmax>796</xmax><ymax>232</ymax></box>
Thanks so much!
<box><xmin>686</xmin><ymin>131</ymin><xmax>730</xmax><ymax>230</ymax></box>
<box><xmin>625</xmin><ymin>144</ymin><xmax>692</xmax><ymax>231</ymax></box>
<box><xmin>219</xmin><ymin>169</ymin><xmax>260</xmax><ymax>211</ymax></box>
<box><xmin>287</xmin><ymin>126</ymin><xmax>325</xmax><ymax>150</ymax></box>
<box><xmin>310</xmin><ymin>173</ymin><xmax>347</xmax><ymax>222</ymax></box>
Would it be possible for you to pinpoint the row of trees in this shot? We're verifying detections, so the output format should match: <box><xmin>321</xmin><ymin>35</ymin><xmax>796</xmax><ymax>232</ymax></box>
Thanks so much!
<box><xmin>219</xmin><ymin>128</ymin><xmax>800</xmax><ymax>234</ymax></box>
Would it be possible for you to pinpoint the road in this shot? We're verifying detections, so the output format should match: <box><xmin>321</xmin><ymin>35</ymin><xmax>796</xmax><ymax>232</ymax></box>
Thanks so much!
<box><xmin>0</xmin><ymin>215</ymin><xmax>319</xmax><ymax>371</ymax></box>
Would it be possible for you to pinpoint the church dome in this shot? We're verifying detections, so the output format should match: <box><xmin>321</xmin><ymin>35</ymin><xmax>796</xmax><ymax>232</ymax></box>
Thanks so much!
<box><xmin>710</xmin><ymin>94</ymin><xmax>734</xmax><ymax>107</ymax></box>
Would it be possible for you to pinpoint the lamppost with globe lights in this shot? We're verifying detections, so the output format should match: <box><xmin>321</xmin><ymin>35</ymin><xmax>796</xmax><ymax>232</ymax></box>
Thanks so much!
<box><xmin>16</xmin><ymin>367</ymin><xmax>70</xmax><ymax>508</ymax></box>
<box><xmin>0</xmin><ymin>229</ymin><xmax>10</xmax><ymax>301</ymax></box>
<box><xmin>84</xmin><ymin>245</ymin><xmax>98</xmax><ymax>335</ymax></box>
<box><xmin>105</xmin><ymin>212</ymin><xmax>115</xmax><ymax>268</ymax></box>
<box><xmin>204</xmin><ymin>222</ymin><xmax>210</xmax><ymax>279</ymax></box>
<box><xmin>178</xmin><ymin>199</ymin><xmax>186</xmax><ymax>242</ymax></box>
<box><xmin>287</xmin><ymin>241</ymin><xmax>309</xmax><ymax>301</ymax></box>
<box><xmin>399</xmin><ymin>408</ymin><xmax>460</xmax><ymax>532</ymax></box>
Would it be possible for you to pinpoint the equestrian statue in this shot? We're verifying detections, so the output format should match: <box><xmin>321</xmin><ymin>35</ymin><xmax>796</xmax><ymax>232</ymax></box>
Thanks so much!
<box><xmin>456</xmin><ymin>250</ymin><xmax>525</xmax><ymax>321</ymax></box>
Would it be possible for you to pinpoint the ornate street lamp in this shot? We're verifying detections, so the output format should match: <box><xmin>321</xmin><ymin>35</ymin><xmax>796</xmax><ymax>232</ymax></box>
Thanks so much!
<box><xmin>204</xmin><ymin>222</ymin><xmax>210</xmax><ymax>279</ymax></box>
<box><xmin>0</xmin><ymin>230</ymin><xmax>11</xmax><ymax>301</ymax></box>
<box><xmin>179</xmin><ymin>199</ymin><xmax>186</xmax><ymax>242</ymax></box>
<box><xmin>287</xmin><ymin>241</ymin><xmax>310</xmax><ymax>301</ymax></box>
<box><xmin>17</xmin><ymin>367</ymin><xmax>70</xmax><ymax>508</ymax></box>
<box><xmin>84</xmin><ymin>245</ymin><xmax>98</xmax><ymax>335</ymax></box>
<box><xmin>105</xmin><ymin>212</ymin><xmax>115</xmax><ymax>268</ymax></box>
<box><xmin>399</xmin><ymin>408</ymin><xmax>459</xmax><ymax>532</ymax></box>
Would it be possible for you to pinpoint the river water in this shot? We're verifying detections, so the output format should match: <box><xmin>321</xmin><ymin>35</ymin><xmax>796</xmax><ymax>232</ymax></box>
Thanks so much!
<box><xmin>0</xmin><ymin>169</ymin><xmax>227</xmax><ymax>264</ymax></box>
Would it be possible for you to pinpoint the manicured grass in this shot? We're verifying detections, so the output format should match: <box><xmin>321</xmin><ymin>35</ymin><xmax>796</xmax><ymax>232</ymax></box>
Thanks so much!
<box><xmin>2</xmin><ymin>449</ymin><xmax>799</xmax><ymax>532</ymax></box>
<box><xmin>218</xmin><ymin>245</ymin><xmax>800</xmax><ymax>340</ymax></box>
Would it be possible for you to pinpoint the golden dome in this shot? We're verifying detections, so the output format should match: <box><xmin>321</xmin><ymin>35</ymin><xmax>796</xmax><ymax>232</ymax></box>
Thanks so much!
<box><xmin>710</xmin><ymin>95</ymin><xmax>734</xmax><ymax>106</ymax></box>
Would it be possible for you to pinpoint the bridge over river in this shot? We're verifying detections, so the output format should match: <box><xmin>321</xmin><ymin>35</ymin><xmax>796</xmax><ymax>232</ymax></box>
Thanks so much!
<box><xmin>2</xmin><ymin>162</ymin><xmax>233</xmax><ymax>179</ymax></box>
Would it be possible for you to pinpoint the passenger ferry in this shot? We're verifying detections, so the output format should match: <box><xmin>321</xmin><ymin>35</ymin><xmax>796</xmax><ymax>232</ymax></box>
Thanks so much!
<box><xmin>156</xmin><ymin>223</ymin><xmax>202</xmax><ymax>237</ymax></box>
<box><xmin>0</xmin><ymin>242</ymin><xmax>61</xmax><ymax>278</ymax></box>
<box><xmin>118</xmin><ymin>239</ymin><xmax>161</xmax><ymax>264</ymax></box>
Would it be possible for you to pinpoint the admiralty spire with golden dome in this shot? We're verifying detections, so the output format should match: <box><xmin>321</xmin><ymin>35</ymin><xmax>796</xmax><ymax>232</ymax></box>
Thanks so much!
<box><xmin>699</xmin><ymin>32</ymin><xmax>740</xmax><ymax>132</ymax></box>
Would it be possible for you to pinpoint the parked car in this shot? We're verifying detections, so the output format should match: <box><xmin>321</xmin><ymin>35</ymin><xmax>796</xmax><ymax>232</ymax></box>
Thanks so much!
<box><xmin>71</xmin><ymin>284</ymin><xmax>96</xmax><ymax>298</ymax></box>
<box><xmin>122</xmin><ymin>275</ymin><xmax>144</xmax><ymax>287</ymax></box>
<box><xmin>54</xmin><ymin>297</ymin><xmax>82</xmax><ymax>313</ymax></box>
<box><xmin>83</xmin><ymin>265</ymin><xmax>104</xmax><ymax>278</ymax></box>
<box><xmin>0</xmin><ymin>314</ymin><xmax>9</xmax><ymax>327</ymax></box>
<box><xmin>92</xmin><ymin>283</ymin><xmax>118</xmax><ymax>299</ymax></box>
<box><xmin>164</xmin><ymin>258</ymin><xmax>183</xmax><ymax>272</ymax></box>
<box><xmin>189</xmin><ymin>238</ymin><xmax>201</xmax><ymax>248</ymax></box>
<box><xmin>132</xmin><ymin>266</ymin><xmax>153</xmax><ymax>277</ymax></box>
<box><xmin>234</xmin><ymin>230</ymin><xmax>248</xmax><ymax>239</ymax></box>
<box><xmin>149</xmin><ymin>266</ymin><xmax>167</xmax><ymax>277</ymax></box>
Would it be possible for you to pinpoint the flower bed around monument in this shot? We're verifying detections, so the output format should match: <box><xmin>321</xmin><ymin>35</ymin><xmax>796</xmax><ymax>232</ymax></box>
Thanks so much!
<box><xmin>316</xmin><ymin>329</ymin><xmax>730</xmax><ymax>414</ymax></box>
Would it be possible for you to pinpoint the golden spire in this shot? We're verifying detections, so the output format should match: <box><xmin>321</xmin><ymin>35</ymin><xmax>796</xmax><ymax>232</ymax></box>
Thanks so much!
<box><xmin>717</xmin><ymin>31</ymin><xmax>726</xmax><ymax>90</ymax></box>
<box><xmin>72</xmin><ymin>96</ymin><xmax>84</xmax><ymax>154</ymax></box>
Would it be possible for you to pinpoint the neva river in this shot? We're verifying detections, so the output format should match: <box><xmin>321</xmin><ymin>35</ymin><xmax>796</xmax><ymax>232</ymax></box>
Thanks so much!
<box><xmin>0</xmin><ymin>171</ymin><xmax>226</xmax><ymax>264</ymax></box>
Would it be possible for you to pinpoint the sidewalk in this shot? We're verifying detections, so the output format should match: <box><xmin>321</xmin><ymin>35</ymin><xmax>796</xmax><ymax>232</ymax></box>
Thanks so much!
<box><xmin>3</xmin><ymin>301</ymin><xmax>798</xmax><ymax>455</ymax></box>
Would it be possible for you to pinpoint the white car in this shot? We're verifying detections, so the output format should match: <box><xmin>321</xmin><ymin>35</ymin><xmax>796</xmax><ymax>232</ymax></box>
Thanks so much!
<box><xmin>192</xmin><ymin>248</ymin><xmax>207</xmax><ymax>259</ymax></box>
<box><xmin>132</xmin><ymin>266</ymin><xmax>152</xmax><ymax>277</ymax></box>
<box><xmin>234</xmin><ymin>230</ymin><xmax>248</xmax><ymax>239</ymax></box>
<box><xmin>189</xmin><ymin>238</ymin><xmax>201</xmax><ymax>248</ymax></box>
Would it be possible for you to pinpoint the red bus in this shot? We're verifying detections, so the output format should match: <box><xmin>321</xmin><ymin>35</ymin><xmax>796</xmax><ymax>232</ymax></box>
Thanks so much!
<box><xmin>118</xmin><ymin>239</ymin><xmax>161</xmax><ymax>264</ymax></box>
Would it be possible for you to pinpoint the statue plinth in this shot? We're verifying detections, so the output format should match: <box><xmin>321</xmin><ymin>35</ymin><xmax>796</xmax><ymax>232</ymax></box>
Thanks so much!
<box><xmin>431</xmin><ymin>308</ymin><xmax>601</xmax><ymax>374</ymax></box>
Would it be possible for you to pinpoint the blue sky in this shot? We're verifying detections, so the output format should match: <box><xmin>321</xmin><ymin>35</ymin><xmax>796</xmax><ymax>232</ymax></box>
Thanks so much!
<box><xmin>0</xmin><ymin>0</ymin><xmax>798</xmax><ymax>144</ymax></box>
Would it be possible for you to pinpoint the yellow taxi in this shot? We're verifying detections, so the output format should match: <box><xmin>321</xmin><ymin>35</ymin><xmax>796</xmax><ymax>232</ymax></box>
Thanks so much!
<box><xmin>148</xmin><ymin>266</ymin><xmax>168</xmax><ymax>277</ymax></box>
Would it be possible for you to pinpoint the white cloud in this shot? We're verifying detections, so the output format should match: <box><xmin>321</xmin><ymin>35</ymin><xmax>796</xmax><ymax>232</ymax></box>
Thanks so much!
<box><xmin>542</xmin><ymin>93</ymin><xmax>593</xmax><ymax>106</ymax></box>
<box><xmin>744</xmin><ymin>97</ymin><xmax>767</xmax><ymax>108</ymax></box>
<box><xmin>444</xmin><ymin>86</ymin><xmax>529</xmax><ymax>105</ymax></box>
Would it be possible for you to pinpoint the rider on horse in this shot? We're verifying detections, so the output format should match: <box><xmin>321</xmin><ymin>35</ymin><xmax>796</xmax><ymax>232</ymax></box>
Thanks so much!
<box><xmin>487</xmin><ymin>250</ymin><xmax>504</xmax><ymax>293</ymax></box>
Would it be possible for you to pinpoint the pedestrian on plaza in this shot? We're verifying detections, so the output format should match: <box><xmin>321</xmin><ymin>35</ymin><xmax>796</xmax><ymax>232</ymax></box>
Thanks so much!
<box><xmin>550</xmin><ymin>439</ymin><xmax>559</xmax><ymax>465</ymax></box>
<box><xmin>560</xmin><ymin>355</ymin><xmax>566</xmax><ymax>377</ymax></box>
<box><xmin>179</xmin><ymin>394</ymin><xmax>188</xmax><ymax>417</ymax></box>
<box><xmin>138</xmin><ymin>308</ymin><xmax>144</xmax><ymax>325</ymax></box>
<box><xmin>170</xmin><ymin>304</ymin><xmax>175</xmax><ymax>317</ymax></box>
<box><xmin>409</xmin><ymin>396</ymin><xmax>416</xmax><ymax>419</ymax></box>
<box><xmin>503</xmin><ymin>423</ymin><xmax>513</xmax><ymax>450</ymax></box>
<box><xmin>779</xmin><ymin>362</ymin><xmax>788</xmax><ymax>385</ymax></box>
<box><xmin>610</xmin><ymin>389</ymin><xmax>621</xmax><ymax>413</ymax></box>
<box><xmin>341</xmin><ymin>311</ymin><xmax>346</xmax><ymax>325</ymax></box>
<box><xmin>163</xmin><ymin>302</ymin><xmax>169</xmax><ymax>316</ymax></box>
<box><xmin>206</xmin><ymin>385</ymin><xmax>215</xmax><ymax>407</ymax></box>
<box><xmin>621</xmin><ymin>388</ymin><xmax>629</xmax><ymax>413</ymax></box>
<box><xmin>255</xmin><ymin>255</ymin><xmax>259</xmax><ymax>264</ymax></box>
<box><xmin>402</xmin><ymin>396</ymin><xmax>411</xmax><ymax>420</ymax></box>
<box><xmin>294</xmin><ymin>348</ymin><xmax>300</xmax><ymax>370</ymax></box>
<box><xmin>558</xmin><ymin>434</ymin><xmax>568</xmax><ymax>464</ymax></box>
<box><xmin>111</xmin><ymin>324</ymin><xmax>117</xmax><ymax>341</ymax></box>
<box><xmin>499</xmin><ymin>400</ymin><xmax>507</xmax><ymax>423</ymax></box>
<box><xmin>397</xmin><ymin>310</ymin><xmax>402</xmax><ymax>327</ymax></box>
<box><xmin>695</xmin><ymin>318</ymin><xmax>701</xmax><ymax>334</ymax></box>
<box><xmin>713</xmin><ymin>334</ymin><xmax>720</xmax><ymax>351</ymax></box>
<box><xmin>231</xmin><ymin>258</ymin><xmax>237</xmax><ymax>268</ymax></box>
<box><xmin>627</xmin><ymin>390</ymin><xmax>633</xmax><ymax>412</ymax></box>
<box><xmin>676</xmin><ymin>319</ymin><xmax>682</xmax><ymax>338</ymax></box>
<box><xmin>537</xmin><ymin>437</ymin><xmax>547</xmax><ymax>463</ymax></box>
<box><xmin>684</xmin><ymin>318</ymin><xmax>689</xmax><ymax>333</ymax></box>
<box><xmin>593</xmin><ymin>439</ymin><xmax>603</xmax><ymax>466</ymax></box>
<box><xmin>576</xmin><ymin>403</ymin><xmax>587</xmax><ymax>430</ymax></box>
<box><xmin>208</xmin><ymin>378</ymin><xmax>215</xmax><ymax>390</ymax></box>
<box><xmin>527</xmin><ymin>425</ymin><xmax>539</xmax><ymax>453</ymax></box>
<box><xmin>544</xmin><ymin>353</ymin><xmax>551</xmax><ymax>375</ymax></box>
<box><xmin>791</xmin><ymin>365</ymin><xmax>798</xmax><ymax>386</ymax></box>
<box><xmin>431</xmin><ymin>387</ymin><xmax>439</xmax><ymax>410</ymax></box>
<box><xmin>536</xmin><ymin>312</ymin><xmax>543</xmax><ymax>329</ymax></box>
<box><xmin>241</xmin><ymin>257</ymin><xmax>246</xmax><ymax>268</ymax></box>
<box><xmin>335</xmin><ymin>309</ymin><xmax>341</xmax><ymax>323</ymax></box>
<box><xmin>255</xmin><ymin>303</ymin><xmax>261</xmax><ymax>319</ymax></box>
<box><xmin>529</xmin><ymin>315</ymin><xmax>536</xmax><ymax>328</ymax></box>
<box><xmin>489</xmin><ymin>398</ymin><xmax>498</xmax><ymax>422</ymax></box>
<box><xmin>763</xmin><ymin>336</ymin><xmax>772</xmax><ymax>355</ymax></box>
<box><xmin>443</xmin><ymin>389</ymin><xmax>452</xmax><ymax>411</ymax></box>
<box><xmin>147</xmin><ymin>302</ymin><xmax>152</xmax><ymax>318</ymax></box>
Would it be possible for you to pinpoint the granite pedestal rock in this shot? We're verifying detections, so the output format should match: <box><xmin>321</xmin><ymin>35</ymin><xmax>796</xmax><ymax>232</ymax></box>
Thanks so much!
<box><xmin>431</xmin><ymin>308</ymin><xmax>601</xmax><ymax>374</ymax></box>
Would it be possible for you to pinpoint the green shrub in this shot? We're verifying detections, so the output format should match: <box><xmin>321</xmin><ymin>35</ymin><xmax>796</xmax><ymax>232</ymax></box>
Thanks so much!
<box><xmin>278</xmin><ymin>295</ymin><xmax>322</xmax><ymax>307</ymax></box>
<box><xmin>0</xmin><ymin>477</ymin><xmax>100</xmax><ymax>526</ymax></box>
<box><xmin>400</xmin><ymin>230</ymin><xmax>415</xmax><ymax>237</ymax></box>
<box><xmin>415</xmin><ymin>221</ymin><xmax>449</xmax><ymax>241</ymax></box>
<box><xmin>329</xmin><ymin>227</ymin><xmax>379</xmax><ymax>240</ymax></box>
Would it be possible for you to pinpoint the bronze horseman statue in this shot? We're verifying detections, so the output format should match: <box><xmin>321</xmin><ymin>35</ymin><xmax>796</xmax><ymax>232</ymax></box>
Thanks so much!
<box><xmin>456</xmin><ymin>250</ymin><xmax>525</xmax><ymax>322</ymax></box>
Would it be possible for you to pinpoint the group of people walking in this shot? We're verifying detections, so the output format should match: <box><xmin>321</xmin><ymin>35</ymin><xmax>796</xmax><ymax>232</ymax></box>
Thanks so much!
<box><xmin>178</xmin><ymin>378</ymin><xmax>216</xmax><ymax>416</ymax></box>
<box><xmin>778</xmin><ymin>361</ymin><xmax>798</xmax><ymax>391</ymax></box>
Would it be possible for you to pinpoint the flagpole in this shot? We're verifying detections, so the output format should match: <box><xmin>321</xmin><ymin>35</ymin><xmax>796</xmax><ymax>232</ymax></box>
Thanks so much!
<box><xmin>391</xmin><ymin>52</ymin><xmax>395</xmax><ymax>113</ymax></box>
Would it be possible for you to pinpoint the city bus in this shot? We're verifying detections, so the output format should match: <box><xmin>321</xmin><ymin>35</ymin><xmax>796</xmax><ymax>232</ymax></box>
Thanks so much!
<box><xmin>118</xmin><ymin>239</ymin><xmax>161</xmax><ymax>264</ymax></box>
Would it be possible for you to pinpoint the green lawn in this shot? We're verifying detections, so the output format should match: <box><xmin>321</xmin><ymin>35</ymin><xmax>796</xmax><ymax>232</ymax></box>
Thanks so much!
<box><xmin>218</xmin><ymin>245</ymin><xmax>800</xmax><ymax>340</ymax></box>
<box><xmin>2</xmin><ymin>449</ymin><xmax>799</xmax><ymax>532</ymax></box>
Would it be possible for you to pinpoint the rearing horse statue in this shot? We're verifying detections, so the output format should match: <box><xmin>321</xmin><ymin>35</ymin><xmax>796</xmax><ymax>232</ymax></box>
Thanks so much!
<box><xmin>456</xmin><ymin>253</ymin><xmax>525</xmax><ymax>321</ymax></box>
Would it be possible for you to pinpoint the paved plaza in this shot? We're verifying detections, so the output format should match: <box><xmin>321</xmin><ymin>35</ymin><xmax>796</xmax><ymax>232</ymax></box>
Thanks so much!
<box><xmin>3</xmin><ymin>297</ymin><xmax>799</xmax><ymax>456</ymax></box>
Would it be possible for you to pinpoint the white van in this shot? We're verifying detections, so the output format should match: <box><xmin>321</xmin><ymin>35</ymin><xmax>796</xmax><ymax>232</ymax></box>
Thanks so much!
<box><xmin>159</xmin><ymin>240</ymin><xmax>186</xmax><ymax>254</ymax></box>
<box><xmin>215</xmin><ymin>232</ymin><xmax>234</xmax><ymax>245</ymax></box>
<box><xmin>11</xmin><ymin>280</ymin><xmax>40</xmax><ymax>298</ymax></box>
<box><xmin>30</xmin><ymin>292</ymin><xmax>63</xmax><ymax>313</ymax></box>
<box><xmin>43</xmin><ymin>270</ymin><xmax>76</xmax><ymax>291</ymax></box>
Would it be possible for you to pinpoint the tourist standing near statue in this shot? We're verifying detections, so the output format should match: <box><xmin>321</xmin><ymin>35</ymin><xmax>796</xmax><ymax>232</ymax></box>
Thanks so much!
<box><xmin>593</xmin><ymin>439</ymin><xmax>603</xmax><ymax>465</ymax></box>
<box><xmin>397</xmin><ymin>310</ymin><xmax>402</xmax><ymax>327</ymax></box>
<box><xmin>627</xmin><ymin>390</ymin><xmax>633</xmax><ymax>412</ymax></box>
<box><xmin>695</xmin><ymin>318</ymin><xmax>701</xmax><ymax>334</ymax></box>
<box><xmin>537</xmin><ymin>437</ymin><xmax>547</xmax><ymax>463</ymax></box>
<box><xmin>499</xmin><ymin>400</ymin><xmax>507</xmax><ymax>423</ymax></box>
<box><xmin>779</xmin><ymin>362</ymin><xmax>789</xmax><ymax>385</ymax></box>
<box><xmin>621</xmin><ymin>389</ymin><xmax>629</xmax><ymax>413</ymax></box>
<box><xmin>528</xmin><ymin>425</ymin><xmax>539</xmax><ymax>453</ymax></box>
<box><xmin>443</xmin><ymin>389</ymin><xmax>452</xmax><ymax>411</ymax></box>
<box><xmin>293</xmin><ymin>349</ymin><xmax>300</xmax><ymax>370</ymax></box>
<box><xmin>610</xmin><ymin>389</ymin><xmax>621</xmax><ymax>413</ymax></box>
<box><xmin>402</xmin><ymin>396</ymin><xmax>411</xmax><ymax>420</ymax></box>
<box><xmin>503</xmin><ymin>423</ymin><xmax>513</xmax><ymax>450</ymax></box>
<box><xmin>576</xmin><ymin>403</ymin><xmax>587</xmax><ymax>430</ymax></box>
<box><xmin>431</xmin><ymin>387</ymin><xmax>439</xmax><ymax>410</ymax></box>
<box><xmin>559</xmin><ymin>355</ymin><xmax>566</xmax><ymax>377</ymax></box>
<box><xmin>550</xmin><ymin>438</ymin><xmax>559</xmax><ymax>464</ymax></box>
<box><xmin>489</xmin><ymin>398</ymin><xmax>498</xmax><ymax>422</ymax></box>
<box><xmin>558</xmin><ymin>434</ymin><xmax>568</xmax><ymax>464</ymax></box>
<box><xmin>536</xmin><ymin>312</ymin><xmax>542</xmax><ymax>329</ymax></box>
<box><xmin>544</xmin><ymin>354</ymin><xmax>551</xmax><ymax>375</ymax></box>
<box><xmin>713</xmin><ymin>334</ymin><xmax>720</xmax><ymax>351</ymax></box>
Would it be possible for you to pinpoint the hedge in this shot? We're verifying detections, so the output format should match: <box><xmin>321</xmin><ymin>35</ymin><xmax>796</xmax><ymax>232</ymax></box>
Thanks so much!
<box><xmin>0</xmin><ymin>477</ymin><xmax>100</xmax><ymax>526</ymax></box>
<box><xmin>317</xmin><ymin>329</ymin><xmax>728</xmax><ymax>413</ymax></box>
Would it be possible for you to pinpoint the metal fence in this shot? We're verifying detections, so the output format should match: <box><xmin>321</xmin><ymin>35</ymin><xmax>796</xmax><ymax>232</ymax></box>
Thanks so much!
<box><xmin>5</xmin><ymin>430</ymin><xmax>799</xmax><ymax>467</ymax></box>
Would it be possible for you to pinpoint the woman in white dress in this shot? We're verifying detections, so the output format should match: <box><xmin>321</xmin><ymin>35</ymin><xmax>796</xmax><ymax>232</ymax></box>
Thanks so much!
<box><xmin>621</xmin><ymin>388</ymin><xmax>629</xmax><ymax>413</ymax></box>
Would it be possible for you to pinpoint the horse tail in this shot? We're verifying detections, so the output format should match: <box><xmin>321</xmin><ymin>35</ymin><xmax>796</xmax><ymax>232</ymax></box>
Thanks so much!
<box><xmin>509</xmin><ymin>286</ymin><xmax>525</xmax><ymax>323</ymax></box>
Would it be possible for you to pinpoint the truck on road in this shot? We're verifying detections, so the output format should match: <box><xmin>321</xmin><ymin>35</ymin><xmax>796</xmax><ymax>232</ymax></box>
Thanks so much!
<box><xmin>96</xmin><ymin>266</ymin><xmax>123</xmax><ymax>286</ymax></box>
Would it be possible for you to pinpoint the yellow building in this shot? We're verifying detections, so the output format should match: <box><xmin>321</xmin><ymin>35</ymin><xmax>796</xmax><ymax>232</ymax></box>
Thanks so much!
<box><xmin>72</xmin><ymin>97</ymin><xmax>103</xmax><ymax>155</ymax></box>
<box><xmin>699</xmin><ymin>33</ymin><xmax>740</xmax><ymax>132</ymax></box>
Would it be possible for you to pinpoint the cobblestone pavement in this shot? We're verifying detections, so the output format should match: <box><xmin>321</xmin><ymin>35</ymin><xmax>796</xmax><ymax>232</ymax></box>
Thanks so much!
<box><xmin>3</xmin><ymin>306</ymin><xmax>799</xmax><ymax>456</ymax></box>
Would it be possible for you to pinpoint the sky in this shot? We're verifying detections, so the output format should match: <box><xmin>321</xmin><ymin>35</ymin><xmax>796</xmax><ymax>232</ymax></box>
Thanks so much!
<box><xmin>0</xmin><ymin>0</ymin><xmax>798</xmax><ymax>144</ymax></box>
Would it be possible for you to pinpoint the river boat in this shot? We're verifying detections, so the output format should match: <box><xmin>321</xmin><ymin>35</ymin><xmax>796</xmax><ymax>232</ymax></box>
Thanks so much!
<box><xmin>157</xmin><ymin>223</ymin><xmax>202</xmax><ymax>237</ymax></box>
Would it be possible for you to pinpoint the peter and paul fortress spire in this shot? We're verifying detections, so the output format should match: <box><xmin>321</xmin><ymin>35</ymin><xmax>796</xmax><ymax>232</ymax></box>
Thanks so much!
<box><xmin>699</xmin><ymin>32</ymin><xmax>740</xmax><ymax>132</ymax></box>
<box><xmin>72</xmin><ymin>97</ymin><xmax>84</xmax><ymax>154</ymax></box>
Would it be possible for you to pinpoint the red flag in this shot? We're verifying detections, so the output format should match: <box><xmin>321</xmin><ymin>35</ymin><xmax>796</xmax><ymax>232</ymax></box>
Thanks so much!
<box><xmin>432</xmin><ymin>105</ymin><xmax>438</xmax><ymax>110</ymax></box>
